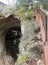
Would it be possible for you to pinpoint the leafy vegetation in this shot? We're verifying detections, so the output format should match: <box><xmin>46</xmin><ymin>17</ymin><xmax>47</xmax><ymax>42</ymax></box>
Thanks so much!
<box><xmin>44</xmin><ymin>3</ymin><xmax>48</xmax><ymax>10</ymax></box>
<box><xmin>15</xmin><ymin>4</ymin><xmax>35</xmax><ymax>20</ymax></box>
<box><xmin>18</xmin><ymin>54</ymin><xmax>28</xmax><ymax>64</ymax></box>
<box><xmin>17</xmin><ymin>0</ymin><xmax>33</xmax><ymax>5</ymax></box>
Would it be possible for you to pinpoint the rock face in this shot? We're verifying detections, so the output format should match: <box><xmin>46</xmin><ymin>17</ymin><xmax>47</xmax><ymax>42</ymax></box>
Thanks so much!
<box><xmin>0</xmin><ymin>15</ymin><xmax>21</xmax><ymax>57</ymax></box>
<box><xmin>0</xmin><ymin>15</ymin><xmax>44</xmax><ymax>65</ymax></box>
<box><xmin>0</xmin><ymin>15</ymin><xmax>21</xmax><ymax>65</ymax></box>
<box><xmin>5</xmin><ymin>26</ymin><xmax>21</xmax><ymax>60</ymax></box>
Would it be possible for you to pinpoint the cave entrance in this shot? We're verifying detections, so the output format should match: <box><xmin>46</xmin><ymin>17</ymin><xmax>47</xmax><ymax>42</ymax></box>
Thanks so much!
<box><xmin>5</xmin><ymin>26</ymin><xmax>21</xmax><ymax>60</ymax></box>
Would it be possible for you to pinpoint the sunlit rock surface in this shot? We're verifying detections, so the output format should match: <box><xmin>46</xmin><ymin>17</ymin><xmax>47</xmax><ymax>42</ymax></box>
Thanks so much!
<box><xmin>0</xmin><ymin>16</ymin><xmax>44</xmax><ymax>65</ymax></box>
<box><xmin>15</xmin><ymin>19</ymin><xmax>44</xmax><ymax>65</ymax></box>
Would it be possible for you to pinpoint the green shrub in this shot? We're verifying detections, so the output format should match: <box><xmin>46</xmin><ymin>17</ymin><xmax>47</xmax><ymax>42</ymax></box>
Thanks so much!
<box><xmin>44</xmin><ymin>3</ymin><xmax>48</xmax><ymax>10</ymax></box>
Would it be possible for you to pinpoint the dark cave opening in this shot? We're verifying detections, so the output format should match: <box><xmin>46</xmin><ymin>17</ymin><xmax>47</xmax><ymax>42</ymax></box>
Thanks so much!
<box><xmin>5</xmin><ymin>26</ymin><xmax>22</xmax><ymax>60</ymax></box>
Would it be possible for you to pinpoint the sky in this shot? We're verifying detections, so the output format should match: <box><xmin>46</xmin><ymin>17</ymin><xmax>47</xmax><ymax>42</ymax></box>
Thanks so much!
<box><xmin>0</xmin><ymin>0</ymin><xmax>17</xmax><ymax>6</ymax></box>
